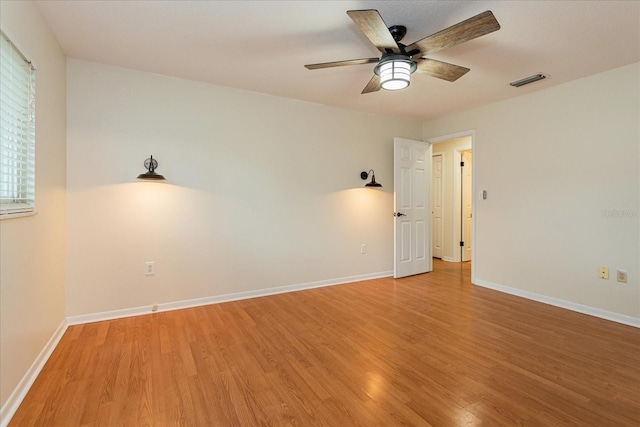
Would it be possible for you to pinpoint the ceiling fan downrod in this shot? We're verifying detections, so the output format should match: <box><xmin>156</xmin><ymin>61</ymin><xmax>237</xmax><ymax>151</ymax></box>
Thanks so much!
<box><xmin>388</xmin><ymin>25</ymin><xmax>407</xmax><ymax>42</ymax></box>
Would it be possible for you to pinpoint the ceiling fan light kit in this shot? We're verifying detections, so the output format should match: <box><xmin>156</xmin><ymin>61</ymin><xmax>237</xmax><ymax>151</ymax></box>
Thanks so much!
<box><xmin>305</xmin><ymin>9</ymin><xmax>500</xmax><ymax>94</ymax></box>
<box><xmin>375</xmin><ymin>54</ymin><xmax>417</xmax><ymax>90</ymax></box>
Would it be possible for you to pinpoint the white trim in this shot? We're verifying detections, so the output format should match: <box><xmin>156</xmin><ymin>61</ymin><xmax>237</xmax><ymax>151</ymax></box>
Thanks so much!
<box><xmin>440</xmin><ymin>256</ymin><xmax>456</xmax><ymax>262</ymax></box>
<box><xmin>67</xmin><ymin>270</ymin><xmax>393</xmax><ymax>325</ymax></box>
<box><xmin>474</xmin><ymin>278</ymin><xmax>640</xmax><ymax>328</ymax></box>
<box><xmin>427</xmin><ymin>130</ymin><xmax>475</xmax><ymax>144</ymax></box>
<box><xmin>0</xmin><ymin>320</ymin><xmax>68</xmax><ymax>427</ymax></box>
<box><xmin>0</xmin><ymin>211</ymin><xmax>38</xmax><ymax>221</ymax></box>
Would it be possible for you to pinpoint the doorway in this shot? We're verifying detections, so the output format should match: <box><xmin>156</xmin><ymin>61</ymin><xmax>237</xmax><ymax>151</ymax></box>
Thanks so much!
<box><xmin>426</xmin><ymin>132</ymin><xmax>474</xmax><ymax>264</ymax></box>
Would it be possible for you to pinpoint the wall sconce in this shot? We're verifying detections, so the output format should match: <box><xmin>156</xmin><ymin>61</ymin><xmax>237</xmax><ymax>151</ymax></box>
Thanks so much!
<box><xmin>360</xmin><ymin>170</ymin><xmax>382</xmax><ymax>188</ymax></box>
<box><xmin>137</xmin><ymin>155</ymin><xmax>166</xmax><ymax>180</ymax></box>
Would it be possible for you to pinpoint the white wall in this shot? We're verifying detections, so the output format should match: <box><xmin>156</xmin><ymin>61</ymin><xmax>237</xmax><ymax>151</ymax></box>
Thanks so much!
<box><xmin>66</xmin><ymin>59</ymin><xmax>422</xmax><ymax>317</ymax></box>
<box><xmin>0</xmin><ymin>0</ymin><xmax>66</xmax><ymax>412</ymax></box>
<box><xmin>423</xmin><ymin>63</ymin><xmax>640</xmax><ymax>321</ymax></box>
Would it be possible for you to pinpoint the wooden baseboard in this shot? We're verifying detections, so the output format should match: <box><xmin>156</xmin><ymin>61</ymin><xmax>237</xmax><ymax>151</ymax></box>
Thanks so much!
<box><xmin>473</xmin><ymin>278</ymin><xmax>640</xmax><ymax>328</ymax></box>
<box><xmin>0</xmin><ymin>319</ymin><xmax>68</xmax><ymax>427</ymax></box>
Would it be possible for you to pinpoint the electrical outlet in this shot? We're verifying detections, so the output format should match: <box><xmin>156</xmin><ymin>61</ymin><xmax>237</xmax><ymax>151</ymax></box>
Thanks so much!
<box><xmin>598</xmin><ymin>266</ymin><xmax>609</xmax><ymax>279</ymax></box>
<box><xmin>617</xmin><ymin>270</ymin><xmax>628</xmax><ymax>283</ymax></box>
<box><xmin>360</xmin><ymin>244</ymin><xmax>366</xmax><ymax>254</ymax></box>
<box><xmin>145</xmin><ymin>261</ymin><xmax>155</xmax><ymax>276</ymax></box>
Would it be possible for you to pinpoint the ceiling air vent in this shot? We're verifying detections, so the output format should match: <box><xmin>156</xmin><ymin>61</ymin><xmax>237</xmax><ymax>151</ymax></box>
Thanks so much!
<box><xmin>510</xmin><ymin>73</ymin><xmax>546</xmax><ymax>87</ymax></box>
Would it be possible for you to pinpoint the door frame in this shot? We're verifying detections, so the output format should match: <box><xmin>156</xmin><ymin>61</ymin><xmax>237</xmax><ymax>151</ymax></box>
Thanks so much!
<box><xmin>426</xmin><ymin>131</ymin><xmax>476</xmax><ymax>280</ymax></box>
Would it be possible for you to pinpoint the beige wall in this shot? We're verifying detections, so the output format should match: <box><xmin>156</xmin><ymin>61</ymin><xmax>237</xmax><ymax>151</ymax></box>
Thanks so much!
<box><xmin>0</xmin><ymin>0</ymin><xmax>67</xmax><ymax>412</ymax></box>
<box><xmin>66</xmin><ymin>59</ymin><xmax>423</xmax><ymax>317</ymax></box>
<box><xmin>424</xmin><ymin>62</ymin><xmax>640</xmax><ymax>320</ymax></box>
<box><xmin>431</xmin><ymin>136</ymin><xmax>472</xmax><ymax>262</ymax></box>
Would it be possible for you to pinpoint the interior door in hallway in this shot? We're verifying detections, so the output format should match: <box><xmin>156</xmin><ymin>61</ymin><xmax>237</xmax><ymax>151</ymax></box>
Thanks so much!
<box><xmin>394</xmin><ymin>138</ymin><xmax>432</xmax><ymax>278</ymax></box>
<box><xmin>432</xmin><ymin>154</ymin><xmax>443</xmax><ymax>259</ymax></box>
<box><xmin>461</xmin><ymin>150</ymin><xmax>472</xmax><ymax>262</ymax></box>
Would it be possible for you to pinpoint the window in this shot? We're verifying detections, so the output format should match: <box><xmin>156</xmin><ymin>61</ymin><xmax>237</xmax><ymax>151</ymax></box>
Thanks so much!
<box><xmin>0</xmin><ymin>31</ymin><xmax>35</xmax><ymax>216</ymax></box>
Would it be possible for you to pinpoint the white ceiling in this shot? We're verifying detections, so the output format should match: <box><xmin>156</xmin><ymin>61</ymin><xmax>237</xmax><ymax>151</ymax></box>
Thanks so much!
<box><xmin>35</xmin><ymin>0</ymin><xmax>640</xmax><ymax>122</ymax></box>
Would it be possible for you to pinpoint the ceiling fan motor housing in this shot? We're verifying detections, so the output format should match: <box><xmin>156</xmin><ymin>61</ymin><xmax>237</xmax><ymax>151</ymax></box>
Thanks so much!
<box><xmin>388</xmin><ymin>25</ymin><xmax>407</xmax><ymax>42</ymax></box>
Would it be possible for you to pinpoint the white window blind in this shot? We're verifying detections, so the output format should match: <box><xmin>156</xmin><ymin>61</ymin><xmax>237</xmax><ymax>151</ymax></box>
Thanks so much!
<box><xmin>0</xmin><ymin>31</ymin><xmax>36</xmax><ymax>216</ymax></box>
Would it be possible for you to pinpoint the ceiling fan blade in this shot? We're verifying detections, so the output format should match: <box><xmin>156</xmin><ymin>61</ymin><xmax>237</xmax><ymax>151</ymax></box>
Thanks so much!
<box><xmin>305</xmin><ymin>58</ymin><xmax>379</xmax><ymax>70</ymax></box>
<box><xmin>416</xmin><ymin>58</ymin><xmax>470</xmax><ymax>82</ymax></box>
<box><xmin>361</xmin><ymin>74</ymin><xmax>381</xmax><ymax>94</ymax></box>
<box><xmin>347</xmin><ymin>9</ymin><xmax>400</xmax><ymax>53</ymax></box>
<box><xmin>406</xmin><ymin>10</ymin><xmax>500</xmax><ymax>57</ymax></box>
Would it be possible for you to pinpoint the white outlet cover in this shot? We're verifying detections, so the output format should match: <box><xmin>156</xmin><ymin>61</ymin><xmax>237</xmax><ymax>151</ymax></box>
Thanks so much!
<box><xmin>617</xmin><ymin>270</ymin><xmax>628</xmax><ymax>283</ymax></box>
<box><xmin>145</xmin><ymin>261</ymin><xmax>155</xmax><ymax>276</ymax></box>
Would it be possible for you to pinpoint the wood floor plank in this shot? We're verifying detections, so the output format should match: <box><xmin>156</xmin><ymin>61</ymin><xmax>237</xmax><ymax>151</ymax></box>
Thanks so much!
<box><xmin>9</xmin><ymin>260</ymin><xmax>640</xmax><ymax>426</ymax></box>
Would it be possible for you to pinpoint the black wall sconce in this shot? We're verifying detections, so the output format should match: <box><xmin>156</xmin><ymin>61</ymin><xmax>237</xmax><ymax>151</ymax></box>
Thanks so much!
<box><xmin>137</xmin><ymin>155</ymin><xmax>166</xmax><ymax>180</ymax></box>
<box><xmin>360</xmin><ymin>170</ymin><xmax>382</xmax><ymax>187</ymax></box>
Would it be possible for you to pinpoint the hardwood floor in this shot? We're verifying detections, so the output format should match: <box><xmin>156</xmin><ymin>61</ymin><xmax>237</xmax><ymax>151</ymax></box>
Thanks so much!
<box><xmin>10</xmin><ymin>260</ymin><xmax>640</xmax><ymax>426</ymax></box>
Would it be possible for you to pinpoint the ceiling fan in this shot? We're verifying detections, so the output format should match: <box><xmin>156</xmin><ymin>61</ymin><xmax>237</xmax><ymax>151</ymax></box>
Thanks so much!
<box><xmin>305</xmin><ymin>9</ymin><xmax>500</xmax><ymax>93</ymax></box>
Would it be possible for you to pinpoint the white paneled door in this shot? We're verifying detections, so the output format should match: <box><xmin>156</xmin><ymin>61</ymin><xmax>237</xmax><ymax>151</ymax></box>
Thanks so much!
<box><xmin>394</xmin><ymin>138</ymin><xmax>432</xmax><ymax>278</ymax></box>
<box><xmin>432</xmin><ymin>154</ymin><xmax>443</xmax><ymax>259</ymax></box>
<box><xmin>462</xmin><ymin>150</ymin><xmax>473</xmax><ymax>262</ymax></box>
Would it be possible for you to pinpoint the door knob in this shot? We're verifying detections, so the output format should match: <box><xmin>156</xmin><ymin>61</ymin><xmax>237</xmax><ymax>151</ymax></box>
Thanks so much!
<box><xmin>393</xmin><ymin>212</ymin><xmax>406</xmax><ymax>217</ymax></box>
